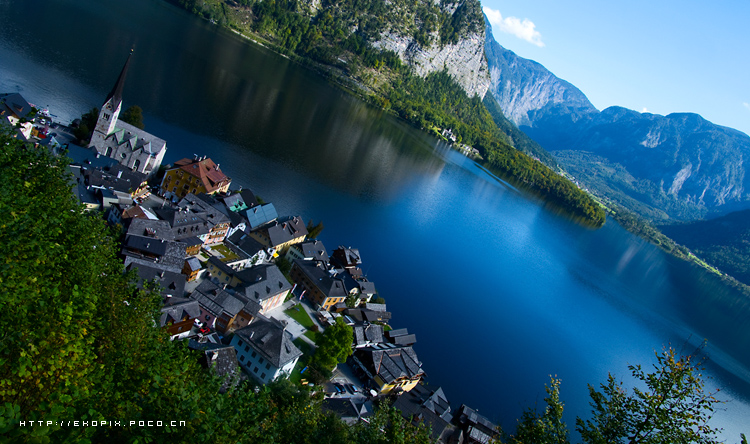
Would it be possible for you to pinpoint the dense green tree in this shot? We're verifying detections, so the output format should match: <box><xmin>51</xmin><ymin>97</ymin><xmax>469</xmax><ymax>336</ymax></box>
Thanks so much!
<box><xmin>310</xmin><ymin>318</ymin><xmax>353</xmax><ymax>373</ymax></box>
<box><xmin>576</xmin><ymin>347</ymin><xmax>722</xmax><ymax>444</ymax></box>
<box><xmin>306</xmin><ymin>219</ymin><xmax>324</xmax><ymax>239</ymax></box>
<box><xmin>73</xmin><ymin>107</ymin><xmax>99</xmax><ymax>143</ymax></box>
<box><xmin>121</xmin><ymin>104</ymin><xmax>145</xmax><ymax>129</ymax></box>
<box><xmin>507</xmin><ymin>377</ymin><xmax>569</xmax><ymax>444</ymax></box>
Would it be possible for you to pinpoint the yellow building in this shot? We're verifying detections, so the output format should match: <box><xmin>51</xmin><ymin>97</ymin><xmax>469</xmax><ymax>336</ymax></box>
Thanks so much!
<box><xmin>352</xmin><ymin>345</ymin><xmax>425</xmax><ymax>395</ymax></box>
<box><xmin>161</xmin><ymin>156</ymin><xmax>231</xmax><ymax>199</ymax></box>
<box><xmin>248</xmin><ymin>216</ymin><xmax>307</xmax><ymax>254</ymax></box>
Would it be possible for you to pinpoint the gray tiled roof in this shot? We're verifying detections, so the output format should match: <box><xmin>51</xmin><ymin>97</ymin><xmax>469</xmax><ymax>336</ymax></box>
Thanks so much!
<box><xmin>221</xmin><ymin>193</ymin><xmax>245</xmax><ymax>211</ymax></box>
<box><xmin>393</xmin><ymin>384</ymin><xmax>453</xmax><ymax>441</ymax></box>
<box><xmin>237</xmin><ymin>264</ymin><xmax>292</xmax><ymax>302</ymax></box>
<box><xmin>293</xmin><ymin>260</ymin><xmax>348</xmax><ymax>299</ymax></box>
<box><xmin>204</xmin><ymin>346</ymin><xmax>239</xmax><ymax>379</ymax></box>
<box><xmin>191</xmin><ymin>279</ymin><xmax>248</xmax><ymax>318</ymax></box>
<box><xmin>84</xmin><ymin>164</ymin><xmax>147</xmax><ymax>194</ymax></box>
<box><xmin>357</xmin><ymin>280</ymin><xmax>376</xmax><ymax>295</ymax></box>
<box><xmin>159</xmin><ymin>296</ymin><xmax>200</xmax><ymax>327</ymax></box>
<box><xmin>227</xmin><ymin>231</ymin><xmax>266</xmax><ymax>257</ymax></box>
<box><xmin>234</xmin><ymin>316</ymin><xmax>302</xmax><ymax>368</ymax></box>
<box><xmin>353</xmin><ymin>324</ymin><xmax>384</xmax><ymax>347</ymax></box>
<box><xmin>65</xmin><ymin>143</ymin><xmax>119</xmax><ymax>169</ymax></box>
<box><xmin>128</xmin><ymin>262</ymin><xmax>186</xmax><ymax>297</ymax></box>
<box><xmin>354</xmin><ymin>344</ymin><xmax>424</xmax><ymax>385</ymax></box>
<box><xmin>185</xmin><ymin>257</ymin><xmax>201</xmax><ymax>272</ymax></box>
<box><xmin>299</xmin><ymin>240</ymin><xmax>329</xmax><ymax>262</ymax></box>
<box><xmin>454</xmin><ymin>404</ymin><xmax>499</xmax><ymax>443</ymax></box>
<box><xmin>127</xmin><ymin>218</ymin><xmax>176</xmax><ymax>240</ymax></box>
<box><xmin>332</xmin><ymin>246</ymin><xmax>362</xmax><ymax>268</ymax></box>
<box><xmin>263</xmin><ymin>216</ymin><xmax>307</xmax><ymax>247</ymax></box>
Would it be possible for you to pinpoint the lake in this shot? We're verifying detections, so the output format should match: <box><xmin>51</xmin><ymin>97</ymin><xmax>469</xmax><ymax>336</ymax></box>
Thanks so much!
<box><xmin>1</xmin><ymin>0</ymin><xmax>748</xmax><ymax>437</ymax></box>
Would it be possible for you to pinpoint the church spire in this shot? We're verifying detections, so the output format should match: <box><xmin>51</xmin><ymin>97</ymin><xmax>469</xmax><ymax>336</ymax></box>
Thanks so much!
<box><xmin>92</xmin><ymin>49</ymin><xmax>133</xmax><ymax>142</ymax></box>
<box><xmin>103</xmin><ymin>48</ymin><xmax>133</xmax><ymax>110</ymax></box>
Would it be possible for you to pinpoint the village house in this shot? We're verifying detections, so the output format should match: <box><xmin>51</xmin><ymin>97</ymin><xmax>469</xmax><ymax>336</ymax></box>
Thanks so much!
<box><xmin>190</xmin><ymin>279</ymin><xmax>249</xmax><ymax>334</ymax></box>
<box><xmin>236</xmin><ymin>264</ymin><xmax>292</xmax><ymax>314</ymax></box>
<box><xmin>290</xmin><ymin>259</ymin><xmax>348</xmax><ymax>311</ymax></box>
<box><xmin>245</xmin><ymin>203</ymin><xmax>278</xmax><ymax>230</ymax></box>
<box><xmin>248</xmin><ymin>215</ymin><xmax>307</xmax><ymax>253</ymax></box>
<box><xmin>225</xmin><ymin>231</ymin><xmax>274</xmax><ymax>267</ymax></box>
<box><xmin>350</xmin><ymin>343</ymin><xmax>424</xmax><ymax>395</ymax></box>
<box><xmin>160</xmin><ymin>156</ymin><xmax>231</xmax><ymax>200</ymax></box>
<box><xmin>392</xmin><ymin>384</ymin><xmax>458</xmax><ymax>444</ymax></box>
<box><xmin>159</xmin><ymin>295</ymin><xmax>201</xmax><ymax>340</ymax></box>
<box><xmin>182</xmin><ymin>257</ymin><xmax>203</xmax><ymax>282</ymax></box>
<box><xmin>285</xmin><ymin>239</ymin><xmax>329</xmax><ymax>263</ymax></box>
<box><xmin>121</xmin><ymin>234</ymin><xmax>187</xmax><ymax>275</ymax></box>
<box><xmin>0</xmin><ymin>92</ymin><xmax>36</xmax><ymax>140</ymax></box>
<box><xmin>453</xmin><ymin>404</ymin><xmax>501</xmax><ymax>443</ymax></box>
<box><xmin>193</xmin><ymin>193</ymin><xmax>250</xmax><ymax>239</ymax></box>
<box><xmin>230</xmin><ymin>315</ymin><xmax>302</xmax><ymax>384</ymax></box>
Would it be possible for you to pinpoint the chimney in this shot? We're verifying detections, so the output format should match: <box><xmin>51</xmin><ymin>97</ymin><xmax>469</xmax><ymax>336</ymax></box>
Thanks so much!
<box><xmin>117</xmin><ymin>170</ymin><xmax>122</xmax><ymax>179</ymax></box>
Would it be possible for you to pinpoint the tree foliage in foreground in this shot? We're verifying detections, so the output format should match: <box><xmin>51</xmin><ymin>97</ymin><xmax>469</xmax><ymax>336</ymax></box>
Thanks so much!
<box><xmin>0</xmin><ymin>132</ymin><xmax>737</xmax><ymax>443</ymax></box>
<box><xmin>503</xmin><ymin>346</ymin><xmax>733</xmax><ymax>444</ymax></box>
<box><xmin>0</xmin><ymin>132</ymin><xmax>429</xmax><ymax>443</ymax></box>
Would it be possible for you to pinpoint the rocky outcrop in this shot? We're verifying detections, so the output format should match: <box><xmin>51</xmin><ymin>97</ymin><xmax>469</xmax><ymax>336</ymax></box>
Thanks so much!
<box><xmin>373</xmin><ymin>30</ymin><xmax>490</xmax><ymax>99</ymax></box>
<box><xmin>371</xmin><ymin>0</ymin><xmax>490</xmax><ymax>99</ymax></box>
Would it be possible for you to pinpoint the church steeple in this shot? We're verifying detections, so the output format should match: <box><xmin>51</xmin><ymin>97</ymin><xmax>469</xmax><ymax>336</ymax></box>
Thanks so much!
<box><xmin>93</xmin><ymin>49</ymin><xmax>133</xmax><ymax>139</ymax></box>
<box><xmin>104</xmin><ymin>48</ymin><xmax>132</xmax><ymax>112</ymax></box>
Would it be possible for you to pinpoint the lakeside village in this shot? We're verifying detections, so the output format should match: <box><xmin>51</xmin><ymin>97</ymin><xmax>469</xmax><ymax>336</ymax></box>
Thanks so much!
<box><xmin>1</xmin><ymin>56</ymin><xmax>499</xmax><ymax>443</ymax></box>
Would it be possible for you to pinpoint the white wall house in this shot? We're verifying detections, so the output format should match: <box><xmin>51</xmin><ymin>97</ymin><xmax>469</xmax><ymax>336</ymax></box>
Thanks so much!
<box><xmin>230</xmin><ymin>316</ymin><xmax>302</xmax><ymax>384</ymax></box>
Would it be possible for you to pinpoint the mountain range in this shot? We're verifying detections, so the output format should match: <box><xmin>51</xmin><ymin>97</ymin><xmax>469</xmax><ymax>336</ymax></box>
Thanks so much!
<box><xmin>483</xmin><ymin>18</ymin><xmax>750</xmax><ymax>223</ymax></box>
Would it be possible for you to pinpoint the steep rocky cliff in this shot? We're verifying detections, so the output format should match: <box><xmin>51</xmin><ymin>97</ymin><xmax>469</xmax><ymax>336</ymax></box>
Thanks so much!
<box><xmin>373</xmin><ymin>29</ymin><xmax>490</xmax><ymax>99</ymax></box>
<box><xmin>370</xmin><ymin>0</ymin><xmax>490</xmax><ymax>99</ymax></box>
<box><xmin>484</xmin><ymin>19</ymin><xmax>596</xmax><ymax>128</ymax></box>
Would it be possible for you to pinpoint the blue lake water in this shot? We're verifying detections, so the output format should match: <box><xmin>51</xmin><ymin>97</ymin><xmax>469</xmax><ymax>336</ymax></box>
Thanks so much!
<box><xmin>1</xmin><ymin>0</ymin><xmax>749</xmax><ymax>437</ymax></box>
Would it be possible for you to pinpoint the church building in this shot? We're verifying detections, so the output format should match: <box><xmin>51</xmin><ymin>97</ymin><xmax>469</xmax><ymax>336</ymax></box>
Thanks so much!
<box><xmin>89</xmin><ymin>50</ymin><xmax>167</xmax><ymax>177</ymax></box>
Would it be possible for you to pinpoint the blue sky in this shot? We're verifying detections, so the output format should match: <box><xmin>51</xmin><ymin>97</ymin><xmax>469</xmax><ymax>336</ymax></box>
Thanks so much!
<box><xmin>481</xmin><ymin>0</ymin><xmax>750</xmax><ymax>136</ymax></box>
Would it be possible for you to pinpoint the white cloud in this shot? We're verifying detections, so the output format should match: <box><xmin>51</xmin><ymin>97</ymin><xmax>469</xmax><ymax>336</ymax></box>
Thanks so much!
<box><xmin>744</xmin><ymin>102</ymin><xmax>750</xmax><ymax>111</ymax></box>
<box><xmin>641</xmin><ymin>107</ymin><xmax>650</xmax><ymax>113</ymax></box>
<box><xmin>483</xmin><ymin>7</ymin><xmax>545</xmax><ymax>47</ymax></box>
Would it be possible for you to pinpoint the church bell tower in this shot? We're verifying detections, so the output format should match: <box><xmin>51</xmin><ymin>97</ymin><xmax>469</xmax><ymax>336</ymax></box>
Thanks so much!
<box><xmin>92</xmin><ymin>49</ymin><xmax>133</xmax><ymax>142</ymax></box>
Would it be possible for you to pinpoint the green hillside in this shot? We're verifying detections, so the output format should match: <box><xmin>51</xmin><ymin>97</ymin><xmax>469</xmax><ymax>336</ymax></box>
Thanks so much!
<box><xmin>660</xmin><ymin>210</ymin><xmax>750</xmax><ymax>286</ymax></box>
<box><xmin>169</xmin><ymin>0</ymin><xmax>605</xmax><ymax>226</ymax></box>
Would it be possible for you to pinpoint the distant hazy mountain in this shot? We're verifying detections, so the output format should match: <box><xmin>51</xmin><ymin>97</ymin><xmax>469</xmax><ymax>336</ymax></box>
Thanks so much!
<box><xmin>484</xmin><ymin>17</ymin><xmax>750</xmax><ymax>222</ymax></box>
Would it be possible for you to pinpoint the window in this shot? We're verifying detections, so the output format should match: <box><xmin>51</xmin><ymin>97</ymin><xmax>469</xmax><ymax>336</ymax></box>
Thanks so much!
<box><xmin>259</xmin><ymin>357</ymin><xmax>264</xmax><ymax>364</ymax></box>
<box><xmin>240</xmin><ymin>355</ymin><xmax>245</xmax><ymax>362</ymax></box>
<box><xmin>251</xmin><ymin>351</ymin><xmax>257</xmax><ymax>358</ymax></box>
<box><xmin>253</xmin><ymin>367</ymin><xmax>259</xmax><ymax>373</ymax></box>
<box><xmin>244</xmin><ymin>346</ymin><xmax>249</xmax><ymax>353</ymax></box>
<box><xmin>237</xmin><ymin>340</ymin><xmax>243</xmax><ymax>346</ymax></box>
<box><xmin>265</xmin><ymin>363</ymin><xmax>271</xmax><ymax>370</ymax></box>
<box><xmin>261</xmin><ymin>373</ymin><xmax>266</xmax><ymax>379</ymax></box>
